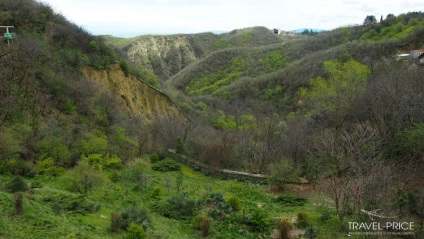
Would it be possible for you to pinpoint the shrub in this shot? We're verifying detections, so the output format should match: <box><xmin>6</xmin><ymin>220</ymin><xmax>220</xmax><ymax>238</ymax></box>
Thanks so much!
<box><xmin>273</xmin><ymin>194</ymin><xmax>307</xmax><ymax>206</ymax></box>
<box><xmin>119</xmin><ymin>60</ymin><xmax>130</xmax><ymax>77</ymax></box>
<box><xmin>121</xmin><ymin>207</ymin><xmax>151</xmax><ymax>230</ymax></box>
<box><xmin>227</xmin><ymin>195</ymin><xmax>241</xmax><ymax>212</ymax></box>
<box><xmin>111</xmin><ymin>211</ymin><xmax>122</xmax><ymax>233</ymax></box>
<box><xmin>278</xmin><ymin>218</ymin><xmax>293</xmax><ymax>239</ymax></box>
<box><xmin>126</xmin><ymin>223</ymin><xmax>146</xmax><ymax>239</ymax></box>
<box><xmin>151</xmin><ymin>158</ymin><xmax>180</xmax><ymax>172</ymax></box>
<box><xmin>5</xmin><ymin>176</ymin><xmax>28</xmax><ymax>193</ymax></box>
<box><xmin>296</xmin><ymin>212</ymin><xmax>309</xmax><ymax>229</ymax></box>
<box><xmin>150</xmin><ymin>186</ymin><xmax>163</xmax><ymax>200</ymax></box>
<box><xmin>305</xmin><ymin>226</ymin><xmax>318</xmax><ymax>239</ymax></box>
<box><xmin>3</xmin><ymin>159</ymin><xmax>35</xmax><ymax>177</ymax></box>
<box><xmin>192</xmin><ymin>213</ymin><xmax>212</xmax><ymax>237</ymax></box>
<box><xmin>62</xmin><ymin>160</ymin><xmax>107</xmax><ymax>194</ymax></box>
<box><xmin>82</xmin><ymin>154</ymin><xmax>123</xmax><ymax>171</ymax></box>
<box><xmin>148</xmin><ymin>153</ymin><xmax>160</xmax><ymax>164</ymax></box>
<box><xmin>319</xmin><ymin>212</ymin><xmax>331</xmax><ymax>222</ymax></box>
<box><xmin>244</xmin><ymin>208</ymin><xmax>269</xmax><ymax>232</ymax></box>
<box><xmin>267</xmin><ymin>161</ymin><xmax>299</xmax><ymax>190</ymax></box>
<box><xmin>206</xmin><ymin>193</ymin><xmax>232</xmax><ymax>220</ymax></box>
<box><xmin>156</xmin><ymin>194</ymin><xmax>201</xmax><ymax>220</ymax></box>
<box><xmin>14</xmin><ymin>192</ymin><xmax>24</xmax><ymax>216</ymax></box>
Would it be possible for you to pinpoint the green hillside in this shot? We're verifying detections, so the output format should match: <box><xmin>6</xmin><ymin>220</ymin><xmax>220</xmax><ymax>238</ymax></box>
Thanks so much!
<box><xmin>105</xmin><ymin>26</ymin><xmax>281</xmax><ymax>83</ymax></box>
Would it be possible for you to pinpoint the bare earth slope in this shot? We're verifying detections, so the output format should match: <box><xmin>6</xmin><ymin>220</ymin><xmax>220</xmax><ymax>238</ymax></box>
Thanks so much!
<box><xmin>84</xmin><ymin>64</ymin><xmax>185</xmax><ymax>121</ymax></box>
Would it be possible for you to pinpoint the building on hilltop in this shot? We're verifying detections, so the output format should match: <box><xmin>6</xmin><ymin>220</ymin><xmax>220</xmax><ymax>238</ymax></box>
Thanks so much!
<box><xmin>410</xmin><ymin>49</ymin><xmax>424</xmax><ymax>65</ymax></box>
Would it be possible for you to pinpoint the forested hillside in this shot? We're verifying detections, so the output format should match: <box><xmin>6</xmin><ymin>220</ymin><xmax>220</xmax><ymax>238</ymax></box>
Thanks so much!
<box><xmin>114</xmin><ymin>13</ymin><xmax>424</xmax><ymax>237</ymax></box>
<box><xmin>106</xmin><ymin>26</ymin><xmax>281</xmax><ymax>84</ymax></box>
<box><xmin>0</xmin><ymin>0</ymin><xmax>185</xmax><ymax>171</ymax></box>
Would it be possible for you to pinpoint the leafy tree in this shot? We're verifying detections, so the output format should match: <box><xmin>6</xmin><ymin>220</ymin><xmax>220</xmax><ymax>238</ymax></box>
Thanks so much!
<box><xmin>119</xmin><ymin>60</ymin><xmax>130</xmax><ymax>77</ymax></box>
<box><xmin>5</xmin><ymin>176</ymin><xmax>28</xmax><ymax>193</ymax></box>
<box><xmin>299</xmin><ymin>59</ymin><xmax>370</xmax><ymax>123</ymax></box>
<box><xmin>81</xmin><ymin>130</ymin><xmax>108</xmax><ymax>155</ymax></box>
<box><xmin>363</xmin><ymin>15</ymin><xmax>377</xmax><ymax>25</ymax></box>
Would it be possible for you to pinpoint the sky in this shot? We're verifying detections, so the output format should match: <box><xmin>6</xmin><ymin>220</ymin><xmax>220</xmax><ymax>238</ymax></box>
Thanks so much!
<box><xmin>40</xmin><ymin>0</ymin><xmax>423</xmax><ymax>37</ymax></box>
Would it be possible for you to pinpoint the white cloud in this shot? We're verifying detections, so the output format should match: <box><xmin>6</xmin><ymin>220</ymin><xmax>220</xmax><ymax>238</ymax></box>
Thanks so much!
<box><xmin>40</xmin><ymin>0</ymin><xmax>424</xmax><ymax>37</ymax></box>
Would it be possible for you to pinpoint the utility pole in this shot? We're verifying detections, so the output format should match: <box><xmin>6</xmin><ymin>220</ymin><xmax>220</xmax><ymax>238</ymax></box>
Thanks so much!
<box><xmin>1</xmin><ymin>26</ymin><xmax>14</xmax><ymax>46</ymax></box>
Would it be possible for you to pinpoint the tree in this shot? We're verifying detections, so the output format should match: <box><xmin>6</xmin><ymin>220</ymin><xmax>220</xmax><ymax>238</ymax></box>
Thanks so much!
<box><xmin>363</xmin><ymin>15</ymin><xmax>377</xmax><ymax>25</ymax></box>
<box><xmin>299</xmin><ymin>59</ymin><xmax>371</xmax><ymax>127</ymax></box>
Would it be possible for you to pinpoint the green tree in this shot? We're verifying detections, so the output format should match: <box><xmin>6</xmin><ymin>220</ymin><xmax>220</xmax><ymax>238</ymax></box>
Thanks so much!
<box><xmin>363</xmin><ymin>15</ymin><xmax>377</xmax><ymax>25</ymax></box>
<box><xmin>81</xmin><ymin>130</ymin><xmax>108</xmax><ymax>155</ymax></box>
<box><xmin>119</xmin><ymin>60</ymin><xmax>130</xmax><ymax>77</ymax></box>
<box><xmin>299</xmin><ymin>59</ymin><xmax>370</xmax><ymax>114</ymax></box>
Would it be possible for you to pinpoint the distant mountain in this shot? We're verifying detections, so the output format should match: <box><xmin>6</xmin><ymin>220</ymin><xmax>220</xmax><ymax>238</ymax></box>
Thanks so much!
<box><xmin>292</xmin><ymin>28</ymin><xmax>326</xmax><ymax>33</ymax></box>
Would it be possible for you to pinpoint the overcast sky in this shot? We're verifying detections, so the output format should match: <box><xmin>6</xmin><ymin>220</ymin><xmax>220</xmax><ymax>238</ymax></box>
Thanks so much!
<box><xmin>40</xmin><ymin>0</ymin><xmax>423</xmax><ymax>37</ymax></box>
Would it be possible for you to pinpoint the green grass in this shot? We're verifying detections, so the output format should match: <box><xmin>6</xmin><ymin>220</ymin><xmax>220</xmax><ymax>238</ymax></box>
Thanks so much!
<box><xmin>0</xmin><ymin>159</ymin><xmax>356</xmax><ymax>238</ymax></box>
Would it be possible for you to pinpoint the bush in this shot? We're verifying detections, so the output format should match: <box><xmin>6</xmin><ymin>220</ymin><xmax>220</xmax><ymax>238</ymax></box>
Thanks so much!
<box><xmin>150</xmin><ymin>186</ymin><xmax>163</xmax><ymax>200</ymax></box>
<box><xmin>192</xmin><ymin>214</ymin><xmax>212</xmax><ymax>237</ymax></box>
<box><xmin>156</xmin><ymin>194</ymin><xmax>201</xmax><ymax>220</ymax></box>
<box><xmin>64</xmin><ymin>161</ymin><xmax>105</xmax><ymax>194</ymax></box>
<box><xmin>126</xmin><ymin>223</ymin><xmax>146</xmax><ymax>239</ymax></box>
<box><xmin>121</xmin><ymin>207</ymin><xmax>151</xmax><ymax>230</ymax></box>
<box><xmin>278</xmin><ymin>218</ymin><xmax>293</xmax><ymax>239</ymax></box>
<box><xmin>305</xmin><ymin>226</ymin><xmax>318</xmax><ymax>239</ymax></box>
<box><xmin>319</xmin><ymin>212</ymin><xmax>331</xmax><ymax>222</ymax></box>
<box><xmin>14</xmin><ymin>192</ymin><xmax>24</xmax><ymax>216</ymax></box>
<box><xmin>5</xmin><ymin>176</ymin><xmax>28</xmax><ymax>193</ymax></box>
<box><xmin>273</xmin><ymin>194</ymin><xmax>307</xmax><ymax>206</ymax></box>
<box><xmin>148</xmin><ymin>153</ymin><xmax>160</xmax><ymax>164</ymax></box>
<box><xmin>296</xmin><ymin>212</ymin><xmax>309</xmax><ymax>229</ymax></box>
<box><xmin>244</xmin><ymin>208</ymin><xmax>269</xmax><ymax>232</ymax></box>
<box><xmin>111</xmin><ymin>211</ymin><xmax>122</xmax><ymax>233</ymax></box>
<box><xmin>227</xmin><ymin>195</ymin><xmax>241</xmax><ymax>212</ymax></box>
<box><xmin>119</xmin><ymin>60</ymin><xmax>130</xmax><ymax>77</ymax></box>
<box><xmin>151</xmin><ymin>158</ymin><xmax>180</xmax><ymax>172</ymax></box>
<box><xmin>206</xmin><ymin>193</ymin><xmax>232</xmax><ymax>220</ymax></box>
<box><xmin>267</xmin><ymin>161</ymin><xmax>299</xmax><ymax>190</ymax></box>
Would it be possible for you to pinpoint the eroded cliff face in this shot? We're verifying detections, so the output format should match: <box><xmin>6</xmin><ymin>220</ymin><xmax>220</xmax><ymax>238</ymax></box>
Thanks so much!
<box><xmin>83</xmin><ymin>64</ymin><xmax>185</xmax><ymax>122</ymax></box>
<box><xmin>113</xmin><ymin>33</ymin><xmax>220</xmax><ymax>81</ymax></box>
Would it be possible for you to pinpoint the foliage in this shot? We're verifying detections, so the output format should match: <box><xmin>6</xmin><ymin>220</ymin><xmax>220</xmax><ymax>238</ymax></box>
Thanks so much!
<box><xmin>296</xmin><ymin>212</ymin><xmax>309</xmax><ymax>228</ymax></box>
<box><xmin>81</xmin><ymin>130</ymin><xmax>108</xmax><ymax>155</ymax></box>
<box><xmin>304</xmin><ymin>226</ymin><xmax>318</xmax><ymax>239</ymax></box>
<box><xmin>62</xmin><ymin>161</ymin><xmax>106</xmax><ymax>194</ymax></box>
<box><xmin>244</xmin><ymin>208</ymin><xmax>270</xmax><ymax>232</ymax></box>
<box><xmin>278</xmin><ymin>218</ymin><xmax>293</xmax><ymax>239</ymax></box>
<box><xmin>82</xmin><ymin>153</ymin><xmax>123</xmax><ymax>171</ymax></box>
<box><xmin>227</xmin><ymin>195</ymin><xmax>241</xmax><ymax>212</ymax></box>
<box><xmin>206</xmin><ymin>193</ymin><xmax>233</xmax><ymax>219</ymax></box>
<box><xmin>126</xmin><ymin>223</ymin><xmax>147</xmax><ymax>239</ymax></box>
<box><xmin>273</xmin><ymin>194</ymin><xmax>308</xmax><ymax>206</ymax></box>
<box><xmin>394</xmin><ymin>123</ymin><xmax>424</xmax><ymax>158</ymax></box>
<box><xmin>110</xmin><ymin>211</ymin><xmax>122</xmax><ymax>233</ymax></box>
<box><xmin>119</xmin><ymin>60</ymin><xmax>130</xmax><ymax>77</ymax></box>
<box><xmin>192</xmin><ymin>213</ymin><xmax>212</xmax><ymax>237</ymax></box>
<box><xmin>36</xmin><ymin>157</ymin><xmax>66</xmax><ymax>176</ymax></box>
<box><xmin>13</xmin><ymin>192</ymin><xmax>24</xmax><ymax>216</ymax></box>
<box><xmin>363</xmin><ymin>15</ymin><xmax>377</xmax><ymax>25</ymax></box>
<box><xmin>148</xmin><ymin>153</ymin><xmax>160</xmax><ymax>164</ymax></box>
<box><xmin>267</xmin><ymin>161</ymin><xmax>300</xmax><ymax>189</ymax></box>
<box><xmin>298</xmin><ymin>59</ymin><xmax>370</xmax><ymax>113</ymax></box>
<box><xmin>151</xmin><ymin>157</ymin><xmax>181</xmax><ymax>172</ymax></box>
<box><xmin>155</xmin><ymin>194</ymin><xmax>201</xmax><ymax>220</ymax></box>
<box><xmin>360</xmin><ymin>15</ymin><xmax>424</xmax><ymax>41</ymax></box>
<box><xmin>121</xmin><ymin>207</ymin><xmax>151</xmax><ymax>230</ymax></box>
<box><xmin>4</xmin><ymin>176</ymin><xmax>28</xmax><ymax>193</ymax></box>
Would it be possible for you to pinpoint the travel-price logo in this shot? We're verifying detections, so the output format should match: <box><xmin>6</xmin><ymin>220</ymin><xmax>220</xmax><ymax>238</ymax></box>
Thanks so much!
<box><xmin>347</xmin><ymin>209</ymin><xmax>415</xmax><ymax>237</ymax></box>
